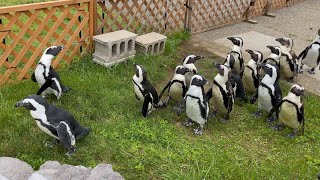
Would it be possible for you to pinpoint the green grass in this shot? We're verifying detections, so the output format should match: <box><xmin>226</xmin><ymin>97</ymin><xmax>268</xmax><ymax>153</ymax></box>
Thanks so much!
<box><xmin>1</xmin><ymin>31</ymin><xmax>320</xmax><ymax>179</ymax></box>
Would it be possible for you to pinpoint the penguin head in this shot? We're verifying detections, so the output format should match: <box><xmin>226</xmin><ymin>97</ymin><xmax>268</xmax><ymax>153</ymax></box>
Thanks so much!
<box><xmin>15</xmin><ymin>95</ymin><xmax>48</xmax><ymax>111</ymax></box>
<box><xmin>257</xmin><ymin>63</ymin><xmax>279</xmax><ymax>80</ymax></box>
<box><xmin>44</xmin><ymin>46</ymin><xmax>64</xmax><ymax>56</ymax></box>
<box><xmin>245</xmin><ymin>49</ymin><xmax>263</xmax><ymax>62</ymax></box>
<box><xmin>227</xmin><ymin>37</ymin><xmax>243</xmax><ymax>48</ymax></box>
<box><xmin>224</xmin><ymin>53</ymin><xmax>235</xmax><ymax>69</ymax></box>
<box><xmin>182</xmin><ymin>55</ymin><xmax>204</xmax><ymax>65</ymax></box>
<box><xmin>133</xmin><ymin>64</ymin><xmax>147</xmax><ymax>81</ymax></box>
<box><xmin>267</xmin><ymin>46</ymin><xmax>282</xmax><ymax>57</ymax></box>
<box><xmin>175</xmin><ymin>65</ymin><xmax>191</xmax><ymax>75</ymax></box>
<box><xmin>275</xmin><ymin>37</ymin><xmax>294</xmax><ymax>50</ymax></box>
<box><xmin>215</xmin><ymin>63</ymin><xmax>230</xmax><ymax>77</ymax></box>
<box><xmin>290</xmin><ymin>84</ymin><xmax>305</xmax><ymax>96</ymax></box>
<box><xmin>190</xmin><ymin>74</ymin><xmax>208</xmax><ymax>86</ymax></box>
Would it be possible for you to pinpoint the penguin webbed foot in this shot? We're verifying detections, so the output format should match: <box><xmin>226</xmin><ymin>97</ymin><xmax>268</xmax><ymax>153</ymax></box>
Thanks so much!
<box><xmin>308</xmin><ymin>69</ymin><xmax>315</xmax><ymax>74</ymax></box>
<box><xmin>288</xmin><ymin>129</ymin><xmax>297</xmax><ymax>138</ymax></box>
<box><xmin>272</xmin><ymin>123</ymin><xmax>284</xmax><ymax>131</ymax></box>
<box><xmin>220</xmin><ymin>115</ymin><xmax>229</xmax><ymax>123</ymax></box>
<box><xmin>183</xmin><ymin>119</ymin><xmax>193</xmax><ymax>127</ymax></box>
<box><xmin>209</xmin><ymin>109</ymin><xmax>218</xmax><ymax>118</ymax></box>
<box><xmin>267</xmin><ymin>116</ymin><xmax>276</xmax><ymax>123</ymax></box>
<box><xmin>175</xmin><ymin>101</ymin><xmax>185</xmax><ymax>115</ymax></box>
<box><xmin>252</xmin><ymin>110</ymin><xmax>261</xmax><ymax>118</ymax></box>
<box><xmin>193</xmin><ymin>126</ymin><xmax>203</xmax><ymax>135</ymax></box>
<box><xmin>65</xmin><ymin>147</ymin><xmax>76</xmax><ymax>157</ymax></box>
<box><xmin>44</xmin><ymin>139</ymin><xmax>60</xmax><ymax>149</ymax></box>
<box><xmin>298</xmin><ymin>68</ymin><xmax>303</xmax><ymax>74</ymax></box>
<box><xmin>287</xmin><ymin>77</ymin><xmax>294</xmax><ymax>83</ymax></box>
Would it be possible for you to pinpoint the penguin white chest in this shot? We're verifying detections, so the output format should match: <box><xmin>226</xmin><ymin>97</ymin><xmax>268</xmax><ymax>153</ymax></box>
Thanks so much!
<box><xmin>169</xmin><ymin>82</ymin><xmax>183</xmax><ymax>101</ymax></box>
<box><xmin>303</xmin><ymin>44</ymin><xmax>320</xmax><ymax>67</ymax></box>
<box><xmin>30</xmin><ymin>111</ymin><xmax>58</xmax><ymax>139</ymax></box>
<box><xmin>133</xmin><ymin>82</ymin><xmax>144</xmax><ymax>101</ymax></box>
<box><xmin>243</xmin><ymin>69</ymin><xmax>255</xmax><ymax>93</ymax></box>
<box><xmin>186</xmin><ymin>97</ymin><xmax>206</xmax><ymax>125</ymax></box>
<box><xmin>35</xmin><ymin>66</ymin><xmax>47</xmax><ymax>85</ymax></box>
<box><xmin>279</xmin><ymin>103</ymin><xmax>300</xmax><ymax>129</ymax></box>
<box><xmin>212</xmin><ymin>84</ymin><xmax>228</xmax><ymax>113</ymax></box>
<box><xmin>258</xmin><ymin>86</ymin><xmax>273</xmax><ymax>112</ymax></box>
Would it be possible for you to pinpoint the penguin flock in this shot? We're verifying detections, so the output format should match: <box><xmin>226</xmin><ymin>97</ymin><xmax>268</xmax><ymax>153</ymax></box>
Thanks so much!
<box><xmin>16</xmin><ymin>46</ymin><xmax>90</xmax><ymax>157</ymax></box>
<box><xmin>132</xmin><ymin>29</ymin><xmax>320</xmax><ymax>137</ymax></box>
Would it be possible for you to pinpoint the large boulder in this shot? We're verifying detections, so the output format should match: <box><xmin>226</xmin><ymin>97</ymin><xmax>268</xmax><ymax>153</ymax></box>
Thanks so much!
<box><xmin>88</xmin><ymin>164</ymin><xmax>124</xmax><ymax>180</ymax></box>
<box><xmin>0</xmin><ymin>157</ymin><xmax>34</xmax><ymax>179</ymax></box>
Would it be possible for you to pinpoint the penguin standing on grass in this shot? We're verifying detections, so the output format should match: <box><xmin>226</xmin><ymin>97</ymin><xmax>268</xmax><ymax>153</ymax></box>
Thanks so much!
<box><xmin>263</xmin><ymin>46</ymin><xmax>282</xmax><ymax>67</ymax></box>
<box><xmin>15</xmin><ymin>95</ymin><xmax>90</xmax><ymax>157</ymax></box>
<box><xmin>182</xmin><ymin>55</ymin><xmax>204</xmax><ymax>87</ymax></box>
<box><xmin>32</xmin><ymin>46</ymin><xmax>70</xmax><ymax>100</ymax></box>
<box><xmin>225</xmin><ymin>37</ymin><xmax>244</xmax><ymax>73</ymax></box>
<box><xmin>268</xmin><ymin>84</ymin><xmax>305</xmax><ymax>137</ymax></box>
<box><xmin>183</xmin><ymin>74</ymin><xmax>209</xmax><ymax>135</ymax></box>
<box><xmin>158</xmin><ymin>65</ymin><xmax>190</xmax><ymax>112</ymax></box>
<box><xmin>207</xmin><ymin>63</ymin><xmax>234</xmax><ymax>122</ymax></box>
<box><xmin>275</xmin><ymin>37</ymin><xmax>299</xmax><ymax>82</ymax></box>
<box><xmin>243</xmin><ymin>49</ymin><xmax>263</xmax><ymax>95</ymax></box>
<box><xmin>250</xmin><ymin>63</ymin><xmax>282</xmax><ymax>122</ymax></box>
<box><xmin>298</xmin><ymin>29</ymin><xmax>320</xmax><ymax>74</ymax></box>
<box><xmin>132</xmin><ymin>64</ymin><xmax>163</xmax><ymax>117</ymax></box>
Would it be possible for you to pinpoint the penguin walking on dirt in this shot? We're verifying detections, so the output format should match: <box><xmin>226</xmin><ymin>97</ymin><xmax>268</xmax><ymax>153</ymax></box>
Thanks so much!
<box><xmin>182</xmin><ymin>55</ymin><xmax>204</xmax><ymax>87</ymax></box>
<box><xmin>267</xmin><ymin>84</ymin><xmax>305</xmax><ymax>137</ymax></box>
<box><xmin>133</xmin><ymin>64</ymin><xmax>164</xmax><ymax>117</ymax></box>
<box><xmin>183</xmin><ymin>74</ymin><xmax>209</xmax><ymax>135</ymax></box>
<box><xmin>250</xmin><ymin>63</ymin><xmax>282</xmax><ymax>122</ymax></box>
<box><xmin>224</xmin><ymin>53</ymin><xmax>247</xmax><ymax>101</ymax></box>
<box><xmin>225</xmin><ymin>37</ymin><xmax>244</xmax><ymax>73</ymax></box>
<box><xmin>32</xmin><ymin>46</ymin><xmax>70</xmax><ymax>100</ymax></box>
<box><xmin>207</xmin><ymin>63</ymin><xmax>234</xmax><ymax>122</ymax></box>
<box><xmin>297</xmin><ymin>29</ymin><xmax>320</xmax><ymax>74</ymax></box>
<box><xmin>275</xmin><ymin>37</ymin><xmax>299</xmax><ymax>82</ymax></box>
<box><xmin>158</xmin><ymin>65</ymin><xmax>190</xmax><ymax>112</ymax></box>
<box><xmin>243</xmin><ymin>49</ymin><xmax>263</xmax><ymax>95</ymax></box>
<box><xmin>15</xmin><ymin>95</ymin><xmax>90</xmax><ymax>156</ymax></box>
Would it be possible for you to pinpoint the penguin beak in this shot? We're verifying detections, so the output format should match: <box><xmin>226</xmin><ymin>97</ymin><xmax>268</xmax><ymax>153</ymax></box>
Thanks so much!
<box><xmin>14</xmin><ymin>100</ymin><xmax>25</xmax><ymax>108</ymax></box>
<box><xmin>245</xmin><ymin>49</ymin><xmax>253</xmax><ymax>54</ymax></box>
<box><xmin>257</xmin><ymin>63</ymin><xmax>267</xmax><ymax>69</ymax></box>
<box><xmin>227</xmin><ymin>37</ymin><xmax>235</xmax><ymax>41</ymax></box>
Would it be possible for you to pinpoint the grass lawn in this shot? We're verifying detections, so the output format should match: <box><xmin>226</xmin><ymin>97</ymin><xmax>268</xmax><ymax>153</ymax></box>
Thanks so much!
<box><xmin>1</xmin><ymin>31</ymin><xmax>320</xmax><ymax>179</ymax></box>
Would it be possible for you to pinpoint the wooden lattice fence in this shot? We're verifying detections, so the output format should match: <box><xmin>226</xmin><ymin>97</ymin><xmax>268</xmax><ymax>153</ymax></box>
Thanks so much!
<box><xmin>0</xmin><ymin>0</ymin><xmax>305</xmax><ymax>85</ymax></box>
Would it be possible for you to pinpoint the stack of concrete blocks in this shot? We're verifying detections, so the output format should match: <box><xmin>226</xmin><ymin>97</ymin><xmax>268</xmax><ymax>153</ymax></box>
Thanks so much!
<box><xmin>93</xmin><ymin>30</ymin><xmax>138</xmax><ymax>67</ymax></box>
<box><xmin>135</xmin><ymin>32</ymin><xmax>167</xmax><ymax>54</ymax></box>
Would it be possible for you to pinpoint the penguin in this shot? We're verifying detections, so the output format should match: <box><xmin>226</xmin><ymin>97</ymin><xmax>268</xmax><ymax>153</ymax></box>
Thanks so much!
<box><xmin>133</xmin><ymin>64</ymin><xmax>163</xmax><ymax>117</ymax></box>
<box><xmin>267</xmin><ymin>84</ymin><xmax>305</xmax><ymax>137</ymax></box>
<box><xmin>32</xmin><ymin>46</ymin><xmax>70</xmax><ymax>100</ymax></box>
<box><xmin>275</xmin><ymin>37</ymin><xmax>299</xmax><ymax>82</ymax></box>
<box><xmin>14</xmin><ymin>94</ymin><xmax>90</xmax><ymax>156</ymax></box>
<box><xmin>250</xmin><ymin>63</ymin><xmax>282</xmax><ymax>121</ymax></box>
<box><xmin>183</xmin><ymin>74</ymin><xmax>209</xmax><ymax>135</ymax></box>
<box><xmin>225</xmin><ymin>37</ymin><xmax>244</xmax><ymax>73</ymax></box>
<box><xmin>262</xmin><ymin>46</ymin><xmax>282</xmax><ymax>67</ymax></box>
<box><xmin>243</xmin><ymin>49</ymin><xmax>263</xmax><ymax>95</ymax></box>
<box><xmin>207</xmin><ymin>63</ymin><xmax>234</xmax><ymax>122</ymax></box>
<box><xmin>158</xmin><ymin>65</ymin><xmax>190</xmax><ymax>111</ymax></box>
<box><xmin>182</xmin><ymin>55</ymin><xmax>204</xmax><ymax>87</ymax></box>
<box><xmin>297</xmin><ymin>29</ymin><xmax>320</xmax><ymax>74</ymax></box>
<box><xmin>224</xmin><ymin>53</ymin><xmax>246</xmax><ymax>101</ymax></box>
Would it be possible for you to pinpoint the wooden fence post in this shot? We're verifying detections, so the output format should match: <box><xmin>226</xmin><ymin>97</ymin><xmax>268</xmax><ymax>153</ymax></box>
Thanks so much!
<box><xmin>89</xmin><ymin>0</ymin><xmax>97</xmax><ymax>49</ymax></box>
<box><xmin>184</xmin><ymin>0</ymin><xmax>193</xmax><ymax>32</ymax></box>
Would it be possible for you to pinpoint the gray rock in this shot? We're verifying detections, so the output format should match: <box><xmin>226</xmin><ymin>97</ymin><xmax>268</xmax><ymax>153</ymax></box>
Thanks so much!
<box><xmin>28</xmin><ymin>172</ymin><xmax>47</xmax><ymax>180</ymax></box>
<box><xmin>0</xmin><ymin>174</ymin><xmax>9</xmax><ymax>180</ymax></box>
<box><xmin>39</xmin><ymin>161</ymin><xmax>61</xmax><ymax>171</ymax></box>
<box><xmin>55</xmin><ymin>165</ymin><xmax>91</xmax><ymax>180</ymax></box>
<box><xmin>88</xmin><ymin>164</ymin><xmax>124</xmax><ymax>180</ymax></box>
<box><xmin>0</xmin><ymin>157</ymin><xmax>34</xmax><ymax>180</ymax></box>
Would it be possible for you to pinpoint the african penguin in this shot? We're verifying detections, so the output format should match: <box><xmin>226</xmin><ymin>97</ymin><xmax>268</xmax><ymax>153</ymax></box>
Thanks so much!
<box><xmin>297</xmin><ymin>29</ymin><xmax>320</xmax><ymax>74</ymax></box>
<box><xmin>158</xmin><ymin>65</ymin><xmax>190</xmax><ymax>112</ymax></box>
<box><xmin>15</xmin><ymin>95</ymin><xmax>90</xmax><ymax>156</ymax></box>
<box><xmin>268</xmin><ymin>84</ymin><xmax>305</xmax><ymax>137</ymax></box>
<box><xmin>243</xmin><ymin>49</ymin><xmax>263</xmax><ymax>95</ymax></box>
<box><xmin>207</xmin><ymin>63</ymin><xmax>234</xmax><ymax>122</ymax></box>
<box><xmin>183</xmin><ymin>74</ymin><xmax>209</xmax><ymax>135</ymax></box>
<box><xmin>250</xmin><ymin>63</ymin><xmax>282</xmax><ymax>121</ymax></box>
<box><xmin>263</xmin><ymin>46</ymin><xmax>282</xmax><ymax>67</ymax></box>
<box><xmin>182</xmin><ymin>55</ymin><xmax>204</xmax><ymax>87</ymax></box>
<box><xmin>32</xmin><ymin>46</ymin><xmax>70</xmax><ymax>100</ymax></box>
<box><xmin>224</xmin><ymin>53</ymin><xmax>246</xmax><ymax>101</ymax></box>
<box><xmin>133</xmin><ymin>64</ymin><xmax>164</xmax><ymax>117</ymax></box>
<box><xmin>226</xmin><ymin>37</ymin><xmax>244</xmax><ymax>73</ymax></box>
<box><xmin>276</xmin><ymin>37</ymin><xmax>299</xmax><ymax>82</ymax></box>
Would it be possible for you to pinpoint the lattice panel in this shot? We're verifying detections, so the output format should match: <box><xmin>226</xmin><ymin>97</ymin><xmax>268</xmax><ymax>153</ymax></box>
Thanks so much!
<box><xmin>96</xmin><ymin>0</ymin><xmax>186</xmax><ymax>35</ymax></box>
<box><xmin>190</xmin><ymin>0</ymin><xmax>247</xmax><ymax>34</ymax></box>
<box><xmin>0</xmin><ymin>0</ymin><xmax>90</xmax><ymax>85</ymax></box>
<box><xmin>252</xmin><ymin>0</ymin><xmax>304</xmax><ymax>16</ymax></box>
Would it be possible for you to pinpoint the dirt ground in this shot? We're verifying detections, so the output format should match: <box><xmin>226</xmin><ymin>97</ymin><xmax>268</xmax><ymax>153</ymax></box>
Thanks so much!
<box><xmin>178</xmin><ymin>36</ymin><xmax>320</xmax><ymax>97</ymax></box>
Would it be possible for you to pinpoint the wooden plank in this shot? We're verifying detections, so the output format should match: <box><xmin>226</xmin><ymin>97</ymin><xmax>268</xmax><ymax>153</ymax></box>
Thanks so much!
<box><xmin>0</xmin><ymin>0</ymin><xmax>90</xmax><ymax>14</ymax></box>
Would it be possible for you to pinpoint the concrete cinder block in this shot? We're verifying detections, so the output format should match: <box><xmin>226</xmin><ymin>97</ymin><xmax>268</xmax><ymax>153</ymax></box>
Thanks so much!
<box><xmin>92</xmin><ymin>30</ymin><xmax>138</xmax><ymax>67</ymax></box>
<box><xmin>135</xmin><ymin>32</ymin><xmax>167</xmax><ymax>54</ymax></box>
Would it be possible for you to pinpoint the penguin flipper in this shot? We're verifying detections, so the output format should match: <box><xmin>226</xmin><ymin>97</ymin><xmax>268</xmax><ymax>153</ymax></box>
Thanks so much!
<box><xmin>206</xmin><ymin>88</ymin><xmax>213</xmax><ymax>101</ymax></box>
<box><xmin>297</xmin><ymin>46</ymin><xmax>311</xmax><ymax>60</ymax></box>
<box><xmin>267</xmin><ymin>100</ymin><xmax>283</xmax><ymax>119</ymax></box>
<box><xmin>31</xmin><ymin>73</ymin><xmax>37</xmax><ymax>82</ymax></box>
<box><xmin>36</xmin><ymin>78</ymin><xmax>53</xmax><ymax>95</ymax></box>
<box><xmin>142</xmin><ymin>93</ymin><xmax>152</xmax><ymax>117</ymax></box>
<box><xmin>299</xmin><ymin>104</ymin><xmax>305</xmax><ymax>135</ymax></box>
<box><xmin>56</xmin><ymin>122</ymin><xmax>76</xmax><ymax>156</ymax></box>
<box><xmin>250</xmin><ymin>89</ymin><xmax>258</xmax><ymax>104</ymax></box>
<box><xmin>158</xmin><ymin>81</ymin><xmax>172</xmax><ymax>101</ymax></box>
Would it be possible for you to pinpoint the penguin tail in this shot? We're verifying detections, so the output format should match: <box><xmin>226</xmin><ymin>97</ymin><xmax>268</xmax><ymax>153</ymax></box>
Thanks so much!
<box><xmin>31</xmin><ymin>73</ymin><xmax>37</xmax><ymax>82</ymax></box>
<box><xmin>62</xmin><ymin>86</ymin><xmax>71</xmax><ymax>93</ymax></box>
<box><xmin>76</xmin><ymin>127</ymin><xmax>90</xmax><ymax>140</ymax></box>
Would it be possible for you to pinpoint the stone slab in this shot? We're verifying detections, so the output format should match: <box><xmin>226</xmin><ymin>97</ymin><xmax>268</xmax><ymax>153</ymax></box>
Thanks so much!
<box><xmin>135</xmin><ymin>32</ymin><xmax>167</xmax><ymax>45</ymax></box>
<box><xmin>93</xmin><ymin>54</ymin><xmax>135</xmax><ymax>67</ymax></box>
<box><xmin>93</xmin><ymin>30</ymin><xmax>138</xmax><ymax>45</ymax></box>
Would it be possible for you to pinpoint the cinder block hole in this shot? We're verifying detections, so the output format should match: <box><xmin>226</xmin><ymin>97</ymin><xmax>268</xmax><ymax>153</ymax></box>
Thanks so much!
<box><xmin>160</xmin><ymin>41</ymin><xmax>164</xmax><ymax>51</ymax></box>
<box><xmin>128</xmin><ymin>39</ymin><xmax>133</xmax><ymax>52</ymax></box>
<box><xmin>154</xmin><ymin>43</ymin><xmax>159</xmax><ymax>54</ymax></box>
<box><xmin>120</xmin><ymin>41</ymin><xmax>125</xmax><ymax>55</ymax></box>
<box><xmin>148</xmin><ymin>45</ymin><xmax>152</xmax><ymax>52</ymax></box>
<box><xmin>112</xmin><ymin>44</ymin><xmax>117</xmax><ymax>57</ymax></box>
